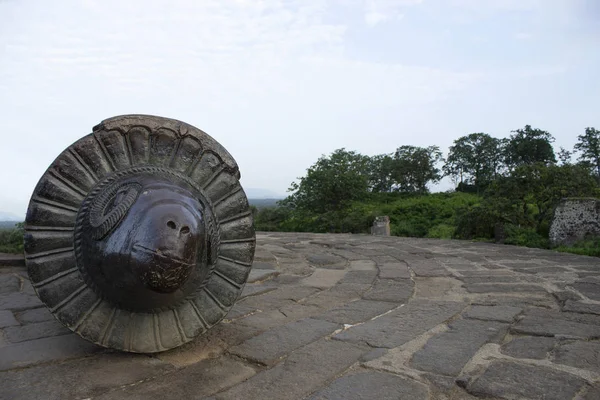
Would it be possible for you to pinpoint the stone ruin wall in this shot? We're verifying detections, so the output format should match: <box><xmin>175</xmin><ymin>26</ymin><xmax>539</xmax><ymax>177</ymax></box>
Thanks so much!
<box><xmin>549</xmin><ymin>198</ymin><xmax>600</xmax><ymax>246</ymax></box>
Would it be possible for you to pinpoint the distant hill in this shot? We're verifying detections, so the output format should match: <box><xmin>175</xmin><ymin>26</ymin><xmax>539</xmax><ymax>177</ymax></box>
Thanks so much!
<box><xmin>249</xmin><ymin>198</ymin><xmax>282</xmax><ymax>208</ymax></box>
<box><xmin>243</xmin><ymin>188</ymin><xmax>284</xmax><ymax>199</ymax></box>
<box><xmin>0</xmin><ymin>220</ymin><xmax>21</xmax><ymax>229</ymax></box>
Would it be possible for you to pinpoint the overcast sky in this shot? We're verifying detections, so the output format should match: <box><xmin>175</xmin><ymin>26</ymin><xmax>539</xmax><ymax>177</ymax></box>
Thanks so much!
<box><xmin>1</xmin><ymin>0</ymin><xmax>599</xmax><ymax>218</ymax></box>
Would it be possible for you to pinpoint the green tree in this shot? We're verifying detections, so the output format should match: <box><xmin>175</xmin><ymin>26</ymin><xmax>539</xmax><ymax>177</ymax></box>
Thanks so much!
<box><xmin>457</xmin><ymin>162</ymin><xmax>598</xmax><ymax>242</ymax></box>
<box><xmin>392</xmin><ymin>145</ymin><xmax>443</xmax><ymax>194</ymax></box>
<box><xmin>0</xmin><ymin>222</ymin><xmax>24</xmax><ymax>254</ymax></box>
<box><xmin>574</xmin><ymin>127</ymin><xmax>600</xmax><ymax>182</ymax></box>
<box><xmin>368</xmin><ymin>153</ymin><xmax>396</xmax><ymax>192</ymax></box>
<box><xmin>283</xmin><ymin>148</ymin><xmax>370</xmax><ymax>214</ymax></box>
<box><xmin>557</xmin><ymin>147</ymin><xmax>572</xmax><ymax>165</ymax></box>
<box><xmin>253</xmin><ymin>206</ymin><xmax>292</xmax><ymax>231</ymax></box>
<box><xmin>505</xmin><ymin>125</ymin><xmax>556</xmax><ymax>168</ymax></box>
<box><xmin>486</xmin><ymin>162</ymin><xmax>597</xmax><ymax>228</ymax></box>
<box><xmin>443</xmin><ymin>133</ymin><xmax>505</xmax><ymax>191</ymax></box>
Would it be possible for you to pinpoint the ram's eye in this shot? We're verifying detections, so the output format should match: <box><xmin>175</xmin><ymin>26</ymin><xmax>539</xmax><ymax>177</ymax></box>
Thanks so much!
<box><xmin>89</xmin><ymin>183</ymin><xmax>142</xmax><ymax>240</ymax></box>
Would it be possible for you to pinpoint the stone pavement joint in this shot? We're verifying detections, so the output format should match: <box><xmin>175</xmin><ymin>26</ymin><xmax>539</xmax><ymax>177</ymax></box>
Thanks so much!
<box><xmin>1</xmin><ymin>232</ymin><xmax>599</xmax><ymax>399</ymax></box>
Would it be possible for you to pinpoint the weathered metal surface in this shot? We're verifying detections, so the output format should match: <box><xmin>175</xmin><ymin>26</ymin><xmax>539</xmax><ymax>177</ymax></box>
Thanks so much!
<box><xmin>23</xmin><ymin>115</ymin><xmax>255</xmax><ymax>353</ymax></box>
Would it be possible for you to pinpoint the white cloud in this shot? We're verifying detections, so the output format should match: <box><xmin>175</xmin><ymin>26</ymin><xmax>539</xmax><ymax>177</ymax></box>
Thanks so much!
<box><xmin>514</xmin><ymin>32</ymin><xmax>534</xmax><ymax>40</ymax></box>
<box><xmin>362</xmin><ymin>0</ymin><xmax>420</xmax><ymax>26</ymax></box>
<box><xmin>0</xmin><ymin>0</ymin><xmax>480</xmax><ymax>216</ymax></box>
<box><xmin>365</xmin><ymin>11</ymin><xmax>390</xmax><ymax>26</ymax></box>
<box><xmin>0</xmin><ymin>0</ymin><xmax>596</xmax><ymax>216</ymax></box>
<box><xmin>446</xmin><ymin>0</ymin><xmax>543</xmax><ymax>12</ymax></box>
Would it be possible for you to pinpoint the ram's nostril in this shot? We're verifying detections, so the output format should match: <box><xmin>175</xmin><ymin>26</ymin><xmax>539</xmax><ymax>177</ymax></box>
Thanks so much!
<box><xmin>180</xmin><ymin>226</ymin><xmax>190</xmax><ymax>234</ymax></box>
<box><xmin>167</xmin><ymin>220</ymin><xmax>177</xmax><ymax>229</ymax></box>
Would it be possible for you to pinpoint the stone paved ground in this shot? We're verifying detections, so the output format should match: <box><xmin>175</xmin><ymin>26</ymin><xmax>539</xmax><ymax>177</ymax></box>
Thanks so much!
<box><xmin>1</xmin><ymin>232</ymin><xmax>599</xmax><ymax>400</ymax></box>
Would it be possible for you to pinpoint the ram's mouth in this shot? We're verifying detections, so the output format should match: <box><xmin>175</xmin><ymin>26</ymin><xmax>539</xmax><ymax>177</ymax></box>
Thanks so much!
<box><xmin>132</xmin><ymin>244</ymin><xmax>194</xmax><ymax>267</ymax></box>
<box><xmin>131</xmin><ymin>243</ymin><xmax>196</xmax><ymax>293</ymax></box>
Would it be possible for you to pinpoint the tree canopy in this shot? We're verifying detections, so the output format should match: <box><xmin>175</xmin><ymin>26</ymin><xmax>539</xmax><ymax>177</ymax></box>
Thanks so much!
<box><xmin>392</xmin><ymin>145</ymin><xmax>443</xmax><ymax>194</ymax></box>
<box><xmin>443</xmin><ymin>133</ymin><xmax>504</xmax><ymax>191</ymax></box>
<box><xmin>283</xmin><ymin>148</ymin><xmax>370</xmax><ymax>214</ymax></box>
<box><xmin>574</xmin><ymin>127</ymin><xmax>600</xmax><ymax>181</ymax></box>
<box><xmin>271</xmin><ymin>123</ymin><xmax>599</xmax><ymax>245</ymax></box>
<box><xmin>504</xmin><ymin>125</ymin><xmax>556</xmax><ymax>167</ymax></box>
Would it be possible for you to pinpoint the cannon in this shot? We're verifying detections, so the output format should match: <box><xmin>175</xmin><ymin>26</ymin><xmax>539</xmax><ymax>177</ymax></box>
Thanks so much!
<box><xmin>23</xmin><ymin>115</ymin><xmax>255</xmax><ymax>353</ymax></box>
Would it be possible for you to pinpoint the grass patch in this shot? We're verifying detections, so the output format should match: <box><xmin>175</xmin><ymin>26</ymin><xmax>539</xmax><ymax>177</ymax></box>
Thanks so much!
<box><xmin>555</xmin><ymin>237</ymin><xmax>600</xmax><ymax>257</ymax></box>
<box><xmin>503</xmin><ymin>225</ymin><xmax>550</xmax><ymax>249</ymax></box>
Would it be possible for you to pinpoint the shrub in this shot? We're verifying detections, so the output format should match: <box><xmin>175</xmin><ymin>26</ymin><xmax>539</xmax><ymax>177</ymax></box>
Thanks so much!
<box><xmin>0</xmin><ymin>223</ymin><xmax>24</xmax><ymax>254</ymax></box>
<box><xmin>555</xmin><ymin>237</ymin><xmax>600</xmax><ymax>257</ymax></box>
<box><xmin>427</xmin><ymin>224</ymin><xmax>456</xmax><ymax>239</ymax></box>
<box><xmin>454</xmin><ymin>205</ymin><xmax>499</xmax><ymax>240</ymax></box>
<box><xmin>391</xmin><ymin>220</ymin><xmax>427</xmax><ymax>237</ymax></box>
<box><xmin>503</xmin><ymin>224</ymin><xmax>550</xmax><ymax>249</ymax></box>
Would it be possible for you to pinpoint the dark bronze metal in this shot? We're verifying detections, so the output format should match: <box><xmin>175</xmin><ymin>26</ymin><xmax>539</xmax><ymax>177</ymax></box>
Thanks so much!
<box><xmin>24</xmin><ymin>115</ymin><xmax>255</xmax><ymax>353</ymax></box>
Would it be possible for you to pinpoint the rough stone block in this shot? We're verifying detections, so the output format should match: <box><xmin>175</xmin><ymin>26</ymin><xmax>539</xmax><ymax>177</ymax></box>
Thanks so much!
<box><xmin>301</xmin><ymin>268</ymin><xmax>347</xmax><ymax>289</ymax></box>
<box><xmin>0</xmin><ymin>310</ymin><xmax>19</xmax><ymax>328</ymax></box>
<box><xmin>14</xmin><ymin>307</ymin><xmax>54</xmax><ymax>324</ymax></box>
<box><xmin>223</xmin><ymin>303</ymin><xmax>258</xmax><ymax>321</ymax></box>
<box><xmin>297</xmin><ymin>288</ymin><xmax>362</xmax><ymax>314</ymax></box>
<box><xmin>465</xmin><ymin>283</ymin><xmax>547</xmax><ymax>294</ymax></box>
<box><xmin>329</xmin><ymin>249</ymin><xmax>367</xmax><ymax>261</ymax></box>
<box><xmin>410</xmin><ymin>319</ymin><xmax>507</xmax><ymax>376</ymax></box>
<box><xmin>501</xmin><ymin>336</ymin><xmax>555</xmax><ymax>359</ymax></box>
<box><xmin>95</xmin><ymin>357</ymin><xmax>255</xmax><ymax>400</ymax></box>
<box><xmin>229</xmin><ymin>318</ymin><xmax>340</xmax><ymax>365</ymax></box>
<box><xmin>240</xmin><ymin>286</ymin><xmax>320</xmax><ymax>309</ymax></box>
<box><xmin>552</xmin><ymin>340</ymin><xmax>600</xmax><ymax>371</ymax></box>
<box><xmin>251</xmin><ymin>261</ymin><xmax>276</xmax><ymax>270</ymax></box>
<box><xmin>247</xmin><ymin>269</ymin><xmax>279</xmax><ymax>283</ymax></box>
<box><xmin>572</xmin><ymin>282</ymin><xmax>600</xmax><ymax>301</ymax></box>
<box><xmin>0</xmin><ymin>254</ymin><xmax>25</xmax><ymax>267</ymax></box>
<box><xmin>314</xmin><ymin>300</ymin><xmax>397</xmax><ymax>325</ymax></box>
<box><xmin>362</xmin><ymin>279</ymin><xmax>413</xmax><ymax>303</ymax></box>
<box><xmin>563</xmin><ymin>300</ymin><xmax>600</xmax><ymax>315</ymax></box>
<box><xmin>512</xmin><ymin>315</ymin><xmax>600</xmax><ymax>339</ymax></box>
<box><xmin>580</xmin><ymin>385</ymin><xmax>600</xmax><ymax>400</ymax></box>
<box><xmin>379</xmin><ymin>262</ymin><xmax>411</xmax><ymax>280</ymax></box>
<box><xmin>3</xmin><ymin>319</ymin><xmax>70</xmax><ymax>343</ymax></box>
<box><xmin>460</xmin><ymin>275</ymin><xmax>536</xmax><ymax>284</ymax></box>
<box><xmin>329</xmin><ymin>282</ymin><xmax>372</xmax><ymax>298</ymax></box>
<box><xmin>239</xmin><ymin>282</ymin><xmax>278</xmax><ymax>299</ymax></box>
<box><xmin>0</xmin><ymin>292</ymin><xmax>43</xmax><ymax>311</ymax></box>
<box><xmin>0</xmin><ymin>274</ymin><xmax>20</xmax><ymax>294</ymax></box>
<box><xmin>306</xmin><ymin>253</ymin><xmax>346</xmax><ymax>269</ymax></box>
<box><xmin>464</xmin><ymin>305</ymin><xmax>522</xmax><ymax>322</ymax></box>
<box><xmin>349</xmin><ymin>260</ymin><xmax>377</xmax><ymax>271</ymax></box>
<box><xmin>0</xmin><ymin>334</ymin><xmax>102</xmax><ymax>371</ymax></box>
<box><xmin>339</xmin><ymin>270</ymin><xmax>377</xmax><ymax>284</ymax></box>
<box><xmin>333</xmin><ymin>300</ymin><xmax>465</xmax><ymax>348</ymax></box>
<box><xmin>236</xmin><ymin>303</ymin><xmax>321</xmax><ymax>330</ymax></box>
<box><xmin>0</xmin><ymin>352</ymin><xmax>175</xmax><ymax>400</ymax></box>
<box><xmin>156</xmin><ymin>322</ymin><xmax>261</xmax><ymax>368</ymax></box>
<box><xmin>553</xmin><ymin>290</ymin><xmax>583</xmax><ymax>305</ymax></box>
<box><xmin>308</xmin><ymin>370</ymin><xmax>428</xmax><ymax>400</ymax></box>
<box><xmin>549</xmin><ymin>198</ymin><xmax>600</xmax><ymax>246</ymax></box>
<box><xmin>371</xmin><ymin>216</ymin><xmax>390</xmax><ymax>236</ymax></box>
<box><xmin>527</xmin><ymin>307</ymin><xmax>600</xmax><ymax>325</ymax></box>
<box><xmin>215</xmin><ymin>339</ymin><xmax>366</xmax><ymax>400</ymax></box>
<box><xmin>408</xmin><ymin>261</ymin><xmax>450</xmax><ymax>277</ymax></box>
<box><xmin>467</xmin><ymin>361</ymin><xmax>586</xmax><ymax>400</ymax></box>
<box><xmin>458</xmin><ymin>270</ymin><xmax>513</xmax><ymax>277</ymax></box>
<box><xmin>512</xmin><ymin>266</ymin><xmax>568</xmax><ymax>274</ymax></box>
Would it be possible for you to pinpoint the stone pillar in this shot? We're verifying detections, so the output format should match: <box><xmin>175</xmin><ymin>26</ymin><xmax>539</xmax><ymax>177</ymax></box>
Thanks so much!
<box><xmin>371</xmin><ymin>216</ymin><xmax>391</xmax><ymax>236</ymax></box>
